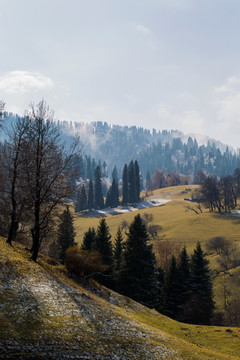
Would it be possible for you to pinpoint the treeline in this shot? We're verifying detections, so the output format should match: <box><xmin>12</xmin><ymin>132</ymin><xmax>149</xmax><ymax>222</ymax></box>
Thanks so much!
<box><xmin>198</xmin><ymin>168</ymin><xmax>240</xmax><ymax>213</ymax></box>
<box><xmin>138</xmin><ymin>137</ymin><xmax>240</xmax><ymax>180</ymax></box>
<box><xmin>5</xmin><ymin>113</ymin><xmax>240</xmax><ymax>186</ymax></box>
<box><xmin>76</xmin><ymin>160</ymin><xmax>142</xmax><ymax>211</ymax></box>
<box><xmin>58</xmin><ymin>119</ymin><xmax>240</xmax><ymax>180</ymax></box>
<box><xmin>65</xmin><ymin>214</ymin><xmax>214</xmax><ymax>325</ymax></box>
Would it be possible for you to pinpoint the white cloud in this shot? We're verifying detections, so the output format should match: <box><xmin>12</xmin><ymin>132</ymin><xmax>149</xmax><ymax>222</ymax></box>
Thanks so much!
<box><xmin>0</xmin><ymin>71</ymin><xmax>54</xmax><ymax>94</ymax></box>
<box><xmin>215</xmin><ymin>76</ymin><xmax>240</xmax><ymax>94</ymax></box>
<box><xmin>136</xmin><ymin>24</ymin><xmax>151</xmax><ymax>34</ymax></box>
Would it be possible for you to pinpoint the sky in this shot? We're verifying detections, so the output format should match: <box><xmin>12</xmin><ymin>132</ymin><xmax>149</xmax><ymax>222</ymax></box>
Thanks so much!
<box><xmin>1</xmin><ymin>0</ymin><xmax>240</xmax><ymax>148</ymax></box>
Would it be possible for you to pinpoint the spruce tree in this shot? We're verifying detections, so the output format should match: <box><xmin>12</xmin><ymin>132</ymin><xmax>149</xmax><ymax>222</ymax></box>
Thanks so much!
<box><xmin>58</xmin><ymin>206</ymin><xmax>76</xmax><ymax>264</ymax></box>
<box><xmin>162</xmin><ymin>255</ymin><xmax>180</xmax><ymax>319</ymax></box>
<box><xmin>117</xmin><ymin>214</ymin><xmax>158</xmax><ymax>308</ymax></box>
<box><xmin>112</xmin><ymin>166</ymin><xmax>118</xmax><ymax>182</ymax></box>
<box><xmin>135</xmin><ymin>160</ymin><xmax>140</xmax><ymax>201</ymax></box>
<box><xmin>94</xmin><ymin>165</ymin><xmax>104</xmax><ymax>209</ymax></box>
<box><xmin>111</xmin><ymin>178</ymin><xmax>119</xmax><ymax>207</ymax></box>
<box><xmin>128</xmin><ymin>160</ymin><xmax>137</xmax><ymax>203</ymax></box>
<box><xmin>86</xmin><ymin>155</ymin><xmax>93</xmax><ymax>180</ymax></box>
<box><xmin>105</xmin><ymin>186</ymin><xmax>112</xmax><ymax>208</ymax></box>
<box><xmin>81</xmin><ymin>227</ymin><xmax>96</xmax><ymax>251</ymax></box>
<box><xmin>122</xmin><ymin>163</ymin><xmax>128</xmax><ymax>205</ymax></box>
<box><xmin>88</xmin><ymin>179</ymin><xmax>94</xmax><ymax>210</ymax></box>
<box><xmin>113</xmin><ymin>226</ymin><xmax>123</xmax><ymax>276</ymax></box>
<box><xmin>184</xmin><ymin>242</ymin><xmax>214</xmax><ymax>325</ymax></box>
<box><xmin>76</xmin><ymin>184</ymin><xmax>87</xmax><ymax>211</ymax></box>
<box><xmin>93</xmin><ymin>218</ymin><xmax>113</xmax><ymax>265</ymax></box>
<box><xmin>177</xmin><ymin>246</ymin><xmax>191</xmax><ymax>321</ymax></box>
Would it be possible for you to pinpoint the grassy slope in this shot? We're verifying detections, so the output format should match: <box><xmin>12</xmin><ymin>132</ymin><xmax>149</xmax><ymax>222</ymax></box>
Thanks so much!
<box><xmin>74</xmin><ymin>185</ymin><xmax>240</xmax><ymax>313</ymax></box>
<box><xmin>0</xmin><ymin>238</ymin><xmax>239</xmax><ymax>359</ymax></box>
<box><xmin>74</xmin><ymin>185</ymin><xmax>240</xmax><ymax>249</ymax></box>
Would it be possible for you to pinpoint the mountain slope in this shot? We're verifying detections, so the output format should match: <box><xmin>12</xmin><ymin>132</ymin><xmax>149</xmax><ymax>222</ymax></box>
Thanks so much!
<box><xmin>0</xmin><ymin>238</ymin><xmax>239</xmax><ymax>359</ymax></box>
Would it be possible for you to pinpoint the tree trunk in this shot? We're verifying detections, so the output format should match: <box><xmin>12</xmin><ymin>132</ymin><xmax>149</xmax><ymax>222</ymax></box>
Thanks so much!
<box><xmin>7</xmin><ymin>216</ymin><xmax>18</xmax><ymax>245</ymax></box>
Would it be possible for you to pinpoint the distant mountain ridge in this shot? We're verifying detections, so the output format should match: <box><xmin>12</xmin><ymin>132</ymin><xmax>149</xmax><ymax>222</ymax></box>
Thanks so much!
<box><xmin>2</xmin><ymin>113</ymin><xmax>239</xmax><ymax>180</ymax></box>
<box><xmin>58</xmin><ymin>119</ymin><xmax>240</xmax><ymax>179</ymax></box>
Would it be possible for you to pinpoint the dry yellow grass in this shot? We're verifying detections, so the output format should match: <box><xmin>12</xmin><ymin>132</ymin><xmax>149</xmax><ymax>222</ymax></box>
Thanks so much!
<box><xmin>73</xmin><ymin>185</ymin><xmax>240</xmax><ymax>314</ymax></box>
<box><xmin>74</xmin><ymin>185</ymin><xmax>240</xmax><ymax>252</ymax></box>
<box><xmin>0</xmin><ymin>237</ymin><xmax>240</xmax><ymax>359</ymax></box>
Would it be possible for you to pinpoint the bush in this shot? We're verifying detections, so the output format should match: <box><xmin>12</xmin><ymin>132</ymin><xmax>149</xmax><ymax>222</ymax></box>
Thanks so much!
<box><xmin>65</xmin><ymin>246</ymin><xmax>108</xmax><ymax>278</ymax></box>
<box><xmin>205</xmin><ymin>236</ymin><xmax>227</xmax><ymax>254</ymax></box>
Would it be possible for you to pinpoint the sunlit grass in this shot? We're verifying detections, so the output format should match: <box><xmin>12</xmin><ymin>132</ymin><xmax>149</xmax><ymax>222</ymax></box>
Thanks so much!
<box><xmin>0</xmin><ymin>237</ymin><xmax>240</xmax><ymax>359</ymax></box>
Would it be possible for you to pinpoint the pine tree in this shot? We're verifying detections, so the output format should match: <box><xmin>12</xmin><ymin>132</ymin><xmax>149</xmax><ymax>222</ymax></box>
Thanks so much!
<box><xmin>122</xmin><ymin>163</ymin><xmax>128</xmax><ymax>205</ymax></box>
<box><xmin>93</xmin><ymin>218</ymin><xmax>113</xmax><ymax>265</ymax></box>
<box><xmin>81</xmin><ymin>227</ymin><xmax>96</xmax><ymax>251</ymax></box>
<box><xmin>111</xmin><ymin>178</ymin><xmax>119</xmax><ymax>207</ymax></box>
<box><xmin>105</xmin><ymin>178</ymin><xmax>119</xmax><ymax>208</ymax></box>
<box><xmin>162</xmin><ymin>255</ymin><xmax>180</xmax><ymax>319</ymax></box>
<box><xmin>128</xmin><ymin>160</ymin><xmax>137</xmax><ymax>203</ymax></box>
<box><xmin>88</xmin><ymin>179</ymin><xmax>94</xmax><ymax>210</ymax></box>
<box><xmin>112</xmin><ymin>166</ymin><xmax>118</xmax><ymax>182</ymax></box>
<box><xmin>105</xmin><ymin>186</ymin><xmax>112</xmax><ymax>208</ymax></box>
<box><xmin>86</xmin><ymin>155</ymin><xmax>93</xmax><ymax>180</ymax></box>
<box><xmin>113</xmin><ymin>226</ymin><xmax>123</xmax><ymax>275</ymax></box>
<box><xmin>76</xmin><ymin>184</ymin><xmax>87</xmax><ymax>211</ymax></box>
<box><xmin>94</xmin><ymin>165</ymin><xmax>104</xmax><ymax>209</ymax></box>
<box><xmin>135</xmin><ymin>160</ymin><xmax>140</xmax><ymax>201</ymax></box>
<box><xmin>58</xmin><ymin>206</ymin><xmax>76</xmax><ymax>264</ymax></box>
<box><xmin>184</xmin><ymin>242</ymin><xmax>214</xmax><ymax>325</ymax></box>
<box><xmin>117</xmin><ymin>214</ymin><xmax>158</xmax><ymax>308</ymax></box>
<box><xmin>177</xmin><ymin>246</ymin><xmax>191</xmax><ymax>321</ymax></box>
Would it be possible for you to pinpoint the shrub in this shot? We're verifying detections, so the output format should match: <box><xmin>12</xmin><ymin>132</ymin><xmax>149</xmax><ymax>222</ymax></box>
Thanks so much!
<box><xmin>65</xmin><ymin>246</ymin><xmax>108</xmax><ymax>278</ymax></box>
<box><xmin>205</xmin><ymin>236</ymin><xmax>227</xmax><ymax>254</ymax></box>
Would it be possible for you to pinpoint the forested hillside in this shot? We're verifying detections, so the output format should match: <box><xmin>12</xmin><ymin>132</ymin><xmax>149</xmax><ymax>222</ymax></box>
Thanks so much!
<box><xmin>59</xmin><ymin>119</ymin><xmax>240</xmax><ymax>180</ymax></box>
<box><xmin>3</xmin><ymin>113</ymin><xmax>240</xmax><ymax>182</ymax></box>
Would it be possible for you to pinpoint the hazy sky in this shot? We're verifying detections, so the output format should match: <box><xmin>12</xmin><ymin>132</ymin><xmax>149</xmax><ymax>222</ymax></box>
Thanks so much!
<box><xmin>1</xmin><ymin>0</ymin><xmax>240</xmax><ymax>147</ymax></box>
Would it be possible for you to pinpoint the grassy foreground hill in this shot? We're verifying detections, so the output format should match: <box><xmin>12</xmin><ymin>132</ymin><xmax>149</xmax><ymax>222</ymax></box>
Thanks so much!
<box><xmin>74</xmin><ymin>185</ymin><xmax>240</xmax><ymax>317</ymax></box>
<box><xmin>0</xmin><ymin>238</ymin><xmax>239</xmax><ymax>359</ymax></box>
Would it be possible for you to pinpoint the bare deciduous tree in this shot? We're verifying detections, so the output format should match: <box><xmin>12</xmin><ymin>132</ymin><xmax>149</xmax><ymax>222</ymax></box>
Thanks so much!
<box><xmin>5</xmin><ymin>117</ymin><xmax>30</xmax><ymax>245</ymax></box>
<box><xmin>22</xmin><ymin>100</ymin><xmax>79</xmax><ymax>261</ymax></box>
<box><xmin>155</xmin><ymin>240</ymin><xmax>181</xmax><ymax>271</ymax></box>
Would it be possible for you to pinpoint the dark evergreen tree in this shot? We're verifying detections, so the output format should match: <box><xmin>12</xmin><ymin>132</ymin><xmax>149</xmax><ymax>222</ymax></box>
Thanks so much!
<box><xmin>135</xmin><ymin>160</ymin><xmax>140</xmax><ymax>201</ymax></box>
<box><xmin>91</xmin><ymin>158</ymin><xmax>97</xmax><ymax>179</ymax></box>
<box><xmin>183</xmin><ymin>242</ymin><xmax>214</xmax><ymax>325</ymax></box>
<box><xmin>113</xmin><ymin>226</ymin><xmax>123</xmax><ymax>276</ymax></box>
<box><xmin>156</xmin><ymin>266</ymin><xmax>165</xmax><ymax>313</ymax></box>
<box><xmin>58</xmin><ymin>206</ymin><xmax>76</xmax><ymax>264</ymax></box>
<box><xmin>105</xmin><ymin>178</ymin><xmax>119</xmax><ymax>208</ymax></box>
<box><xmin>93</xmin><ymin>218</ymin><xmax>113</xmax><ymax>265</ymax></box>
<box><xmin>117</xmin><ymin>214</ymin><xmax>158</xmax><ymax>308</ymax></box>
<box><xmin>162</xmin><ymin>255</ymin><xmax>180</xmax><ymax>319</ymax></box>
<box><xmin>128</xmin><ymin>160</ymin><xmax>137</xmax><ymax>203</ymax></box>
<box><xmin>94</xmin><ymin>165</ymin><xmax>104</xmax><ymax>209</ymax></box>
<box><xmin>88</xmin><ymin>179</ymin><xmax>94</xmax><ymax>210</ymax></box>
<box><xmin>81</xmin><ymin>227</ymin><xmax>96</xmax><ymax>251</ymax></box>
<box><xmin>76</xmin><ymin>184</ymin><xmax>87</xmax><ymax>212</ymax></box>
<box><xmin>112</xmin><ymin>166</ymin><xmax>118</xmax><ymax>182</ymax></box>
<box><xmin>122</xmin><ymin>163</ymin><xmax>128</xmax><ymax>205</ymax></box>
<box><xmin>111</xmin><ymin>178</ymin><xmax>119</xmax><ymax>207</ymax></box>
<box><xmin>113</xmin><ymin>226</ymin><xmax>124</xmax><ymax>288</ymax></box>
<box><xmin>177</xmin><ymin>246</ymin><xmax>191</xmax><ymax>321</ymax></box>
<box><xmin>105</xmin><ymin>187</ymin><xmax>112</xmax><ymax>208</ymax></box>
<box><xmin>86</xmin><ymin>155</ymin><xmax>93</xmax><ymax>180</ymax></box>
